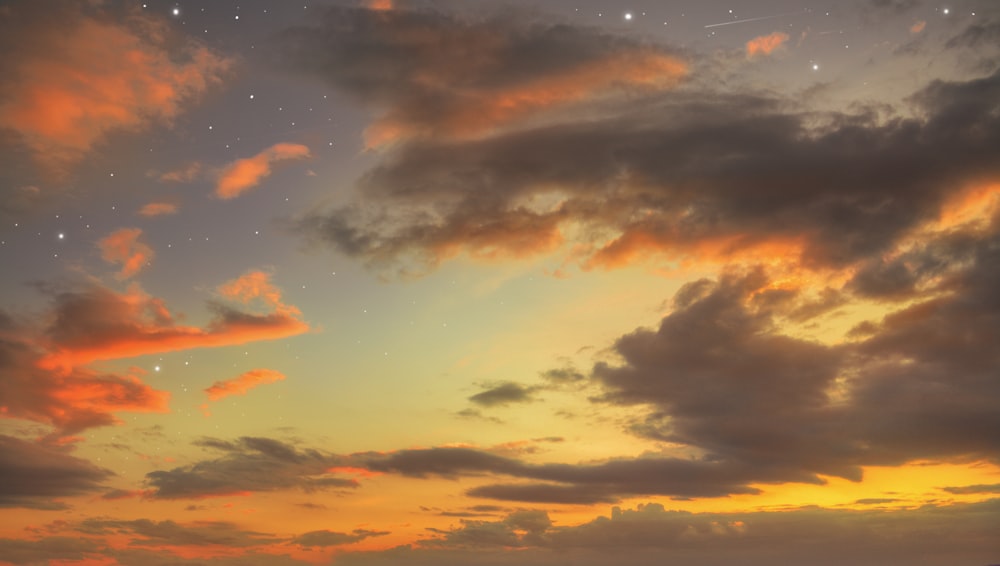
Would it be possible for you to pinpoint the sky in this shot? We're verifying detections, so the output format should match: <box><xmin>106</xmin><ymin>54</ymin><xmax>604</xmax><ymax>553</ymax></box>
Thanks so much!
<box><xmin>1</xmin><ymin>0</ymin><xmax>999</xmax><ymax>564</ymax></box>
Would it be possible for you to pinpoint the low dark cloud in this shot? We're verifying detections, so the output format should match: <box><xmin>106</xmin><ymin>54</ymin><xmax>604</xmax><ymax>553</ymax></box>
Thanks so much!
<box><xmin>0</xmin><ymin>434</ymin><xmax>112</xmax><ymax>509</ymax></box>
<box><xmin>0</xmin><ymin>536</ymin><xmax>102</xmax><ymax>565</ymax></box>
<box><xmin>75</xmin><ymin>518</ymin><xmax>280</xmax><ymax>548</ymax></box>
<box><xmin>941</xmin><ymin>483</ymin><xmax>1000</xmax><ymax>495</ymax></box>
<box><xmin>334</xmin><ymin>500</ymin><xmax>1000</xmax><ymax>566</ymax></box>
<box><xmin>469</xmin><ymin>382</ymin><xmax>539</xmax><ymax>407</ymax></box>
<box><xmin>293</xmin><ymin>529</ymin><xmax>389</xmax><ymax>548</ymax></box>
<box><xmin>144</xmin><ymin>437</ymin><xmax>356</xmax><ymax>499</ymax></box>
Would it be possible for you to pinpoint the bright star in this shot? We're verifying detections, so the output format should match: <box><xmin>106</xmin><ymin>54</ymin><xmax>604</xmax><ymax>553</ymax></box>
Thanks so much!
<box><xmin>172</xmin><ymin>7</ymin><xmax>180</xmax><ymax>16</ymax></box>
<box><xmin>624</xmin><ymin>12</ymin><xmax>633</xmax><ymax>20</ymax></box>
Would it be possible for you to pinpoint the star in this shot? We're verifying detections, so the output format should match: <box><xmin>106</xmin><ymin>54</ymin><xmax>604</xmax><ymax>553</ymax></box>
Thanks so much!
<box><xmin>172</xmin><ymin>7</ymin><xmax>180</xmax><ymax>16</ymax></box>
<box><xmin>624</xmin><ymin>12</ymin><xmax>633</xmax><ymax>21</ymax></box>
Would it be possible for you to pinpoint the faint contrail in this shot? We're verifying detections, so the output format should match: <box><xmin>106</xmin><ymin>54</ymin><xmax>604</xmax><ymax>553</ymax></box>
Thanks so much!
<box><xmin>704</xmin><ymin>12</ymin><xmax>798</xmax><ymax>28</ymax></box>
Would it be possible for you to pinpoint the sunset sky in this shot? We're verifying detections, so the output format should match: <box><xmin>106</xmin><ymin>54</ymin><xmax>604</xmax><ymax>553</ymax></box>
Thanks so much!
<box><xmin>1</xmin><ymin>0</ymin><xmax>999</xmax><ymax>564</ymax></box>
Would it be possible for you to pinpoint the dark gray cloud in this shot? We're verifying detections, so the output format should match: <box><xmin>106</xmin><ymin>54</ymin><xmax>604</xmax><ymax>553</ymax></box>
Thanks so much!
<box><xmin>0</xmin><ymin>536</ymin><xmax>102</xmax><ymax>565</ymax></box>
<box><xmin>273</xmin><ymin>5</ymin><xmax>686</xmax><ymax>147</ymax></box>
<box><xmin>0</xmin><ymin>434</ymin><xmax>111</xmax><ymax>509</ymax></box>
<box><xmin>334</xmin><ymin>500</ymin><xmax>1000</xmax><ymax>566</ymax></box>
<box><xmin>941</xmin><ymin>483</ymin><xmax>1000</xmax><ymax>495</ymax></box>
<box><xmin>285</xmin><ymin>2</ymin><xmax>1000</xmax><ymax>277</ymax></box>
<box><xmin>144</xmin><ymin>437</ymin><xmax>356</xmax><ymax>499</ymax></box>
<box><xmin>292</xmin><ymin>528</ymin><xmax>389</xmax><ymax>548</ymax></box>
<box><xmin>469</xmin><ymin>382</ymin><xmax>539</xmax><ymax>407</ymax></box>
<box><xmin>75</xmin><ymin>518</ymin><xmax>280</xmax><ymax>548</ymax></box>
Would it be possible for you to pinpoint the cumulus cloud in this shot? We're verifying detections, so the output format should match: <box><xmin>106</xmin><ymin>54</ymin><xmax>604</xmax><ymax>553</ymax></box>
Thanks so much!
<box><xmin>98</xmin><ymin>227</ymin><xmax>154</xmax><ymax>279</ymax></box>
<box><xmin>205</xmin><ymin>369</ymin><xmax>287</xmax><ymax>402</ymax></box>
<box><xmin>216</xmin><ymin>143</ymin><xmax>311</xmax><ymax>200</ymax></box>
<box><xmin>0</xmin><ymin>0</ymin><xmax>230</xmax><ymax>174</ymax></box>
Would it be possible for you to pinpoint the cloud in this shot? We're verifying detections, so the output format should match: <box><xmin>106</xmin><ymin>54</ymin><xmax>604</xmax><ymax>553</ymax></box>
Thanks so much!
<box><xmin>0</xmin><ymin>310</ymin><xmax>170</xmax><ymax>437</ymax></box>
<box><xmin>0</xmin><ymin>536</ymin><xmax>102</xmax><ymax>565</ymax></box>
<box><xmin>0</xmin><ymin>0</ymin><xmax>230</xmax><ymax>174</ymax></box>
<box><xmin>292</xmin><ymin>529</ymin><xmax>389</xmax><ymax>548</ymax></box>
<box><xmin>941</xmin><ymin>483</ymin><xmax>1000</xmax><ymax>495</ymax></box>
<box><xmin>469</xmin><ymin>382</ymin><xmax>538</xmax><ymax>407</ymax></box>
<box><xmin>275</xmin><ymin>6</ymin><xmax>687</xmax><ymax>148</ymax></box>
<box><xmin>333</xmin><ymin>500</ymin><xmax>1000</xmax><ymax>566</ymax></box>
<box><xmin>746</xmin><ymin>32</ymin><xmax>789</xmax><ymax>58</ymax></box>
<box><xmin>1</xmin><ymin>271</ymin><xmax>306</xmax><ymax>437</ymax></box>
<box><xmin>296</xmin><ymin>65</ymin><xmax>1000</xmax><ymax>275</ymax></box>
<box><xmin>0</xmin><ymin>434</ymin><xmax>112</xmax><ymax>509</ymax></box>
<box><xmin>39</xmin><ymin>271</ymin><xmax>309</xmax><ymax>370</ymax></box>
<box><xmin>144</xmin><ymin>437</ymin><xmax>357</xmax><ymax>499</ymax></box>
<box><xmin>158</xmin><ymin>162</ymin><xmax>204</xmax><ymax>183</ymax></box>
<box><xmin>216</xmin><ymin>143</ymin><xmax>311</xmax><ymax>200</ymax></box>
<box><xmin>98</xmin><ymin>227</ymin><xmax>154</xmax><ymax>279</ymax></box>
<box><xmin>138</xmin><ymin>202</ymin><xmax>178</xmax><ymax>217</ymax></box>
<box><xmin>75</xmin><ymin>518</ymin><xmax>280</xmax><ymax>548</ymax></box>
<box><xmin>205</xmin><ymin>369</ymin><xmax>287</xmax><ymax>402</ymax></box>
<box><xmin>910</xmin><ymin>20</ymin><xmax>926</xmax><ymax>34</ymax></box>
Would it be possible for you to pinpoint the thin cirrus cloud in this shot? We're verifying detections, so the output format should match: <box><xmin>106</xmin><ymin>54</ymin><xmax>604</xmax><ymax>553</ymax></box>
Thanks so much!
<box><xmin>98</xmin><ymin>228</ymin><xmax>154</xmax><ymax>279</ymax></box>
<box><xmin>0</xmin><ymin>0</ymin><xmax>230</xmax><ymax>175</ymax></box>
<box><xmin>745</xmin><ymin>31</ymin><xmax>789</xmax><ymax>57</ymax></box>
<box><xmin>215</xmin><ymin>143</ymin><xmax>311</xmax><ymax>200</ymax></box>
<box><xmin>205</xmin><ymin>369</ymin><xmax>287</xmax><ymax>402</ymax></box>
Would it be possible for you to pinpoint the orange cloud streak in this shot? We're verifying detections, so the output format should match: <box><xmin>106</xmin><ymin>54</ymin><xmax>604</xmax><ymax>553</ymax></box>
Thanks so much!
<box><xmin>364</xmin><ymin>51</ymin><xmax>688</xmax><ymax>148</ymax></box>
<box><xmin>367</xmin><ymin>0</ymin><xmax>394</xmax><ymax>10</ymax></box>
<box><xmin>138</xmin><ymin>202</ymin><xmax>179</xmax><ymax>217</ymax></box>
<box><xmin>39</xmin><ymin>273</ymin><xmax>309</xmax><ymax>371</ymax></box>
<box><xmin>0</xmin><ymin>7</ymin><xmax>230</xmax><ymax>174</ymax></box>
<box><xmin>746</xmin><ymin>32</ymin><xmax>790</xmax><ymax>58</ymax></box>
<box><xmin>910</xmin><ymin>21</ymin><xmax>927</xmax><ymax>34</ymax></box>
<box><xmin>216</xmin><ymin>143</ymin><xmax>311</xmax><ymax>199</ymax></box>
<box><xmin>205</xmin><ymin>369</ymin><xmax>287</xmax><ymax>401</ymax></box>
<box><xmin>98</xmin><ymin>228</ymin><xmax>154</xmax><ymax>279</ymax></box>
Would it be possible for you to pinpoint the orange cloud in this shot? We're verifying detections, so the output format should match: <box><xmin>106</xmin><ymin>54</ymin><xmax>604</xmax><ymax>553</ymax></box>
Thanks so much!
<box><xmin>910</xmin><ymin>21</ymin><xmax>927</xmax><ymax>34</ymax></box>
<box><xmin>215</xmin><ymin>143</ymin><xmax>311</xmax><ymax>200</ymax></box>
<box><xmin>0</xmin><ymin>4</ymin><xmax>230</xmax><ymax>174</ymax></box>
<box><xmin>364</xmin><ymin>51</ymin><xmax>688</xmax><ymax>148</ymax></box>
<box><xmin>98</xmin><ymin>228</ymin><xmax>154</xmax><ymax>279</ymax></box>
<box><xmin>158</xmin><ymin>162</ymin><xmax>204</xmax><ymax>183</ymax></box>
<box><xmin>0</xmin><ymin>332</ymin><xmax>170</xmax><ymax>436</ymax></box>
<box><xmin>746</xmin><ymin>32</ymin><xmax>790</xmax><ymax>58</ymax></box>
<box><xmin>367</xmin><ymin>0</ymin><xmax>394</xmax><ymax>10</ymax></box>
<box><xmin>205</xmin><ymin>369</ymin><xmax>287</xmax><ymax>402</ymax></box>
<box><xmin>39</xmin><ymin>273</ymin><xmax>309</xmax><ymax>371</ymax></box>
<box><xmin>138</xmin><ymin>202</ymin><xmax>178</xmax><ymax>217</ymax></box>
